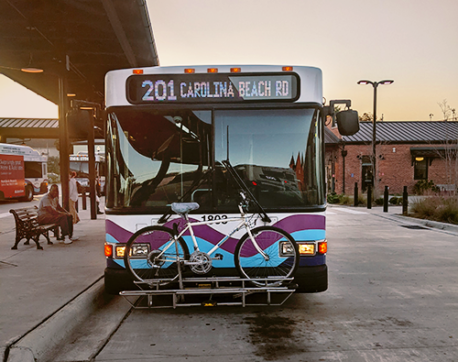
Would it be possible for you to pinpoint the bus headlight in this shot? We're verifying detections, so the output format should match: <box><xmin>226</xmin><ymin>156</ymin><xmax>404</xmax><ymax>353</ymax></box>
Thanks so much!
<box><xmin>115</xmin><ymin>244</ymin><xmax>149</xmax><ymax>258</ymax></box>
<box><xmin>297</xmin><ymin>243</ymin><xmax>315</xmax><ymax>255</ymax></box>
<box><xmin>280</xmin><ymin>242</ymin><xmax>295</xmax><ymax>257</ymax></box>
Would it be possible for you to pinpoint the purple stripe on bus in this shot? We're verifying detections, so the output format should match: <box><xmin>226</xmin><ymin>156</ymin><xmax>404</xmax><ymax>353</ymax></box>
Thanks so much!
<box><xmin>273</xmin><ymin>214</ymin><xmax>325</xmax><ymax>234</ymax></box>
<box><xmin>106</xmin><ymin>219</ymin><xmax>133</xmax><ymax>243</ymax></box>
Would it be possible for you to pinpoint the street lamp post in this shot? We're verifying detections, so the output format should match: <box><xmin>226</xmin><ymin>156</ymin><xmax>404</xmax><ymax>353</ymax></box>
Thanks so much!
<box><xmin>357</xmin><ymin>80</ymin><xmax>393</xmax><ymax>195</ymax></box>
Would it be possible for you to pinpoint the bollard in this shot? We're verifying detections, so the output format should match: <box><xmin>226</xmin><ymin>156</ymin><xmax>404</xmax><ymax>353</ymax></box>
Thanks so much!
<box><xmin>367</xmin><ymin>185</ymin><xmax>372</xmax><ymax>209</ymax></box>
<box><xmin>402</xmin><ymin>186</ymin><xmax>408</xmax><ymax>215</ymax></box>
<box><xmin>354</xmin><ymin>182</ymin><xmax>358</xmax><ymax>207</ymax></box>
<box><xmin>82</xmin><ymin>190</ymin><xmax>87</xmax><ymax>210</ymax></box>
<box><xmin>383</xmin><ymin>186</ymin><xmax>389</xmax><ymax>212</ymax></box>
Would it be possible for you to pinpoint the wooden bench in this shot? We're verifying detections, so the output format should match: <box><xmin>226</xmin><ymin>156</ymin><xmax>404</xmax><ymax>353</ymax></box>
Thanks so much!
<box><xmin>10</xmin><ymin>206</ymin><xmax>60</xmax><ymax>250</ymax></box>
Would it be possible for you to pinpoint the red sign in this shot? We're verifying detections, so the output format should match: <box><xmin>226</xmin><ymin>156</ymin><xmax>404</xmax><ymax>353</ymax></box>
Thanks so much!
<box><xmin>0</xmin><ymin>154</ymin><xmax>25</xmax><ymax>198</ymax></box>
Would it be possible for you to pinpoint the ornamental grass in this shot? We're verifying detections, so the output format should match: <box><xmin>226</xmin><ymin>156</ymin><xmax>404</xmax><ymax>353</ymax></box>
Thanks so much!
<box><xmin>410</xmin><ymin>196</ymin><xmax>458</xmax><ymax>225</ymax></box>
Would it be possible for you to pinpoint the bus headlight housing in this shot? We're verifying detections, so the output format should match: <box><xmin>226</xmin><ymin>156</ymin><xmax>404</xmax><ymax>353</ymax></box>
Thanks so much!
<box><xmin>115</xmin><ymin>244</ymin><xmax>150</xmax><ymax>258</ymax></box>
<box><xmin>280</xmin><ymin>242</ymin><xmax>295</xmax><ymax>256</ymax></box>
<box><xmin>297</xmin><ymin>243</ymin><xmax>315</xmax><ymax>255</ymax></box>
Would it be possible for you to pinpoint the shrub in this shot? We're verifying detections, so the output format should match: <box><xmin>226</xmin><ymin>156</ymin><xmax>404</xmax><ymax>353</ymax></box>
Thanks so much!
<box><xmin>338</xmin><ymin>194</ymin><xmax>352</xmax><ymax>205</ymax></box>
<box><xmin>327</xmin><ymin>192</ymin><xmax>340</xmax><ymax>204</ymax></box>
<box><xmin>374</xmin><ymin>197</ymin><xmax>384</xmax><ymax>206</ymax></box>
<box><xmin>410</xmin><ymin>196</ymin><xmax>458</xmax><ymax>224</ymax></box>
<box><xmin>414</xmin><ymin>180</ymin><xmax>439</xmax><ymax>195</ymax></box>
<box><xmin>390</xmin><ymin>196</ymin><xmax>403</xmax><ymax>205</ymax></box>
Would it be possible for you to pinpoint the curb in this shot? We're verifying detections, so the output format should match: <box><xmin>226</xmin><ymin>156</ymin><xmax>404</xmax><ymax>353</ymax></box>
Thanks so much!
<box><xmin>375</xmin><ymin>212</ymin><xmax>458</xmax><ymax>235</ymax></box>
<box><xmin>6</xmin><ymin>279</ymin><xmax>105</xmax><ymax>362</ymax></box>
<box><xmin>395</xmin><ymin>214</ymin><xmax>458</xmax><ymax>234</ymax></box>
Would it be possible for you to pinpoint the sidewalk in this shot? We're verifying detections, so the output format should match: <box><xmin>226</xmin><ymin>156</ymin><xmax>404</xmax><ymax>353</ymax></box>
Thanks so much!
<box><xmin>0</xmin><ymin>197</ymin><xmax>106</xmax><ymax>361</ymax></box>
<box><xmin>328</xmin><ymin>203</ymin><xmax>458</xmax><ymax>235</ymax></box>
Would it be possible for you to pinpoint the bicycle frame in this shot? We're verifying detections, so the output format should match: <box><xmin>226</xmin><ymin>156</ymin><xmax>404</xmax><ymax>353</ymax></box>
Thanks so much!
<box><xmin>156</xmin><ymin>204</ymin><xmax>269</xmax><ymax>264</ymax></box>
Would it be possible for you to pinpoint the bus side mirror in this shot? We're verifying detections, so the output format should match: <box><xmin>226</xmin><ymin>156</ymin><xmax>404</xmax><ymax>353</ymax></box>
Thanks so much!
<box><xmin>336</xmin><ymin>110</ymin><xmax>359</xmax><ymax>136</ymax></box>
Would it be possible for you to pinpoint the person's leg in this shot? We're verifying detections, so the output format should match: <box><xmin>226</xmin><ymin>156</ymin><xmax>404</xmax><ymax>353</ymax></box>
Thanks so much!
<box><xmin>66</xmin><ymin>214</ymin><xmax>74</xmax><ymax>238</ymax></box>
<box><xmin>57</xmin><ymin>215</ymin><xmax>70</xmax><ymax>237</ymax></box>
<box><xmin>69</xmin><ymin>200</ymin><xmax>80</xmax><ymax>224</ymax></box>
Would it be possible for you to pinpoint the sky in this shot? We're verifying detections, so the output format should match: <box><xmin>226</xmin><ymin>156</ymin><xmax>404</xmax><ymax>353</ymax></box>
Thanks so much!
<box><xmin>0</xmin><ymin>0</ymin><xmax>457</xmax><ymax>121</ymax></box>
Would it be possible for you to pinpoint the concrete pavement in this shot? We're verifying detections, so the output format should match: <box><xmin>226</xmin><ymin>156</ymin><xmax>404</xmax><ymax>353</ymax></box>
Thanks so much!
<box><xmin>0</xmin><ymin>197</ymin><xmax>111</xmax><ymax>362</ymax></box>
<box><xmin>1</xmin><ymin>197</ymin><xmax>456</xmax><ymax>362</ymax></box>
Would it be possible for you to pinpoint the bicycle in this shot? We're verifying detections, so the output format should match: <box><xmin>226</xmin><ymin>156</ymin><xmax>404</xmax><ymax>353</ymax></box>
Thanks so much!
<box><xmin>123</xmin><ymin>192</ymin><xmax>299</xmax><ymax>288</ymax></box>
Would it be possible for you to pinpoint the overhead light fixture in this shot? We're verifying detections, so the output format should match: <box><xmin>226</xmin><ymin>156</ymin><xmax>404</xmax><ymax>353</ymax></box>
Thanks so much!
<box><xmin>21</xmin><ymin>67</ymin><xmax>43</xmax><ymax>73</ymax></box>
<box><xmin>21</xmin><ymin>53</ymin><xmax>44</xmax><ymax>73</ymax></box>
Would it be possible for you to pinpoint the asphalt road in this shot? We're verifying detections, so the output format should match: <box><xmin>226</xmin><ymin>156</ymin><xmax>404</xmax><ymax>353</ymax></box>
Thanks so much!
<box><xmin>77</xmin><ymin>206</ymin><xmax>458</xmax><ymax>362</ymax></box>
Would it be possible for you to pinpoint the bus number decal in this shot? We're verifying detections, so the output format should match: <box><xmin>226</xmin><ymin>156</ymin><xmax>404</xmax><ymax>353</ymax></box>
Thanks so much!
<box><xmin>142</xmin><ymin>80</ymin><xmax>177</xmax><ymax>101</ymax></box>
<box><xmin>202</xmin><ymin>215</ymin><xmax>228</xmax><ymax>224</ymax></box>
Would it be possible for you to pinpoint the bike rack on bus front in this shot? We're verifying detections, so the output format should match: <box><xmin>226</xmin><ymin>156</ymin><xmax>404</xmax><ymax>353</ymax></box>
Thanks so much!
<box><xmin>119</xmin><ymin>276</ymin><xmax>297</xmax><ymax>309</ymax></box>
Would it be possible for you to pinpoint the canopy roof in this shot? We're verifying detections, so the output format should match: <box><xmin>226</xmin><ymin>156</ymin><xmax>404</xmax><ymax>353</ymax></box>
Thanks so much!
<box><xmin>0</xmin><ymin>0</ymin><xmax>159</xmax><ymax>106</ymax></box>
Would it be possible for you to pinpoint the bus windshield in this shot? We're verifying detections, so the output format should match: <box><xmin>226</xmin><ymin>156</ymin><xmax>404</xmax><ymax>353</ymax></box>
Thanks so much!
<box><xmin>106</xmin><ymin>107</ymin><xmax>324</xmax><ymax>212</ymax></box>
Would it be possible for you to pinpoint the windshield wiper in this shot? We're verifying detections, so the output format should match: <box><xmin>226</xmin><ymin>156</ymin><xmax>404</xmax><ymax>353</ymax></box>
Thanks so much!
<box><xmin>221</xmin><ymin>160</ymin><xmax>271</xmax><ymax>223</ymax></box>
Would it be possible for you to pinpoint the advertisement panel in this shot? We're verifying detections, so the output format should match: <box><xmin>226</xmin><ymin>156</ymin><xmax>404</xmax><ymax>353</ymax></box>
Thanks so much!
<box><xmin>0</xmin><ymin>154</ymin><xmax>25</xmax><ymax>198</ymax></box>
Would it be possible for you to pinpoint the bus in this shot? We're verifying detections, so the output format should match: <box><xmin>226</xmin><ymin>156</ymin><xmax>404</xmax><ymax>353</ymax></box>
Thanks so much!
<box><xmin>0</xmin><ymin>143</ymin><xmax>48</xmax><ymax>202</ymax></box>
<box><xmin>103</xmin><ymin>65</ymin><xmax>359</xmax><ymax>295</ymax></box>
<box><xmin>69</xmin><ymin>151</ymin><xmax>106</xmax><ymax>195</ymax></box>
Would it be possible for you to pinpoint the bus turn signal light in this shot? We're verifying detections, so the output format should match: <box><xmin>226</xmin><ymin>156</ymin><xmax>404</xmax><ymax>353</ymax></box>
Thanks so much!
<box><xmin>104</xmin><ymin>243</ymin><xmax>113</xmax><ymax>257</ymax></box>
<box><xmin>318</xmin><ymin>241</ymin><xmax>327</xmax><ymax>254</ymax></box>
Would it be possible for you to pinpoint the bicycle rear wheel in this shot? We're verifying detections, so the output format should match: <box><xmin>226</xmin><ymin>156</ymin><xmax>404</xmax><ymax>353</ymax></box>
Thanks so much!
<box><xmin>235</xmin><ymin>226</ymin><xmax>299</xmax><ymax>287</ymax></box>
<box><xmin>124</xmin><ymin>226</ymin><xmax>189</xmax><ymax>287</ymax></box>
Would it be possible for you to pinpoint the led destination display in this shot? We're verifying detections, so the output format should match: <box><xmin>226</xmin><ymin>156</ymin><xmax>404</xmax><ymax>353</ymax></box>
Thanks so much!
<box><xmin>127</xmin><ymin>73</ymin><xmax>298</xmax><ymax>104</ymax></box>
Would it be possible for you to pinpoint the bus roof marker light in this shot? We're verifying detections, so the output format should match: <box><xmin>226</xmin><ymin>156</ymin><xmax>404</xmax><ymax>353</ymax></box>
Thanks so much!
<box><xmin>207</xmin><ymin>68</ymin><xmax>218</xmax><ymax>73</ymax></box>
<box><xmin>282</xmin><ymin>66</ymin><xmax>293</xmax><ymax>72</ymax></box>
<box><xmin>133</xmin><ymin>69</ymin><xmax>143</xmax><ymax>74</ymax></box>
<box><xmin>184</xmin><ymin>68</ymin><xmax>195</xmax><ymax>74</ymax></box>
<box><xmin>230</xmin><ymin>67</ymin><xmax>241</xmax><ymax>73</ymax></box>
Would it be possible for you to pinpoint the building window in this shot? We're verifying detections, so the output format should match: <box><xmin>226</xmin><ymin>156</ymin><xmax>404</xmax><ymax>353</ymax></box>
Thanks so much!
<box><xmin>414</xmin><ymin>157</ymin><xmax>428</xmax><ymax>180</ymax></box>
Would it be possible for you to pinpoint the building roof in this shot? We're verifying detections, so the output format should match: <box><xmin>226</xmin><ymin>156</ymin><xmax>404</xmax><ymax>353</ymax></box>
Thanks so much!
<box><xmin>0</xmin><ymin>118</ymin><xmax>59</xmax><ymax>139</ymax></box>
<box><xmin>324</xmin><ymin>127</ymin><xmax>340</xmax><ymax>144</ymax></box>
<box><xmin>339</xmin><ymin>121</ymin><xmax>458</xmax><ymax>144</ymax></box>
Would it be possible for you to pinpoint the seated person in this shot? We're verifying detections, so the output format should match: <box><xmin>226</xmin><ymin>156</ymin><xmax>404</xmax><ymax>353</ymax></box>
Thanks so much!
<box><xmin>37</xmin><ymin>184</ymin><xmax>78</xmax><ymax>245</ymax></box>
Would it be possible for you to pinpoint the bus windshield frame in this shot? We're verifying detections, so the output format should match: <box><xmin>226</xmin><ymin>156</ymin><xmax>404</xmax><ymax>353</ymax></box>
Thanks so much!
<box><xmin>105</xmin><ymin>104</ymin><xmax>325</xmax><ymax>214</ymax></box>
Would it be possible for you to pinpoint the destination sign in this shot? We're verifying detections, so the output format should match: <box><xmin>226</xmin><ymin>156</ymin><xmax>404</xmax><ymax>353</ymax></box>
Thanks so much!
<box><xmin>126</xmin><ymin>73</ymin><xmax>298</xmax><ymax>104</ymax></box>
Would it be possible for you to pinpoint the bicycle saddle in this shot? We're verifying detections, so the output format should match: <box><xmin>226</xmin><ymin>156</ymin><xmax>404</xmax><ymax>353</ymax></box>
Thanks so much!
<box><xmin>171</xmin><ymin>202</ymin><xmax>200</xmax><ymax>215</ymax></box>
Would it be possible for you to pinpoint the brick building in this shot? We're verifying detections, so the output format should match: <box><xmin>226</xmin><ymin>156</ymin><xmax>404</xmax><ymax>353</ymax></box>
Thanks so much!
<box><xmin>325</xmin><ymin>121</ymin><xmax>458</xmax><ymax>195</ymax></box>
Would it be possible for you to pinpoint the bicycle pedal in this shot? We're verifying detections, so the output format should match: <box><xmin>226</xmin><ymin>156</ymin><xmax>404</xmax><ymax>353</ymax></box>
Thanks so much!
<box><xmin>212</xmin><ymin>253</ymin><xmax>223</xmax><ymax>261</ymax></box>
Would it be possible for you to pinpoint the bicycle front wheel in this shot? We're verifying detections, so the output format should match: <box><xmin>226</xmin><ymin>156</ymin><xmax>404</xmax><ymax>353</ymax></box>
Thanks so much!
<box><xmin>235</xmin><ymin>226</ymin><xmax>299</xmax><ymax>287</ymax></box>
<box><xmin>124</xmin><ymin>226</ymin><xmax>189</xmax><ymax>287</ymax></box>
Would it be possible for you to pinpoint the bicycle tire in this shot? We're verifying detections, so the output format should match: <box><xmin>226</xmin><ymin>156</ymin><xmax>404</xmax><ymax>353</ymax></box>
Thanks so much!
<box><xmin>124</xmin><ymin>225</ymin><xmax>189</xmax><ymax>287</ymax></box>
<box><xmin>235</xmin><ymin>226</ymin><xmax>299</xmax><ymax>287</ymax></box>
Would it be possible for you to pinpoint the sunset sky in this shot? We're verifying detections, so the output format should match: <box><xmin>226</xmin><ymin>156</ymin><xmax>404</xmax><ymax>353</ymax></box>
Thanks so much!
<box><xmin>0</xmin><ymin>0</ymin><xmax>457</xmax><ymax>121</ymax></box>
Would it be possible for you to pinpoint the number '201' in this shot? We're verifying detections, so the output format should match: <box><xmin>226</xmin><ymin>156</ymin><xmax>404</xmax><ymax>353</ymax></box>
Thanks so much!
<box><xmin>142</xmin><ymin>80</ymin><xmax>177</xmax><ymax>101</ymax></box>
